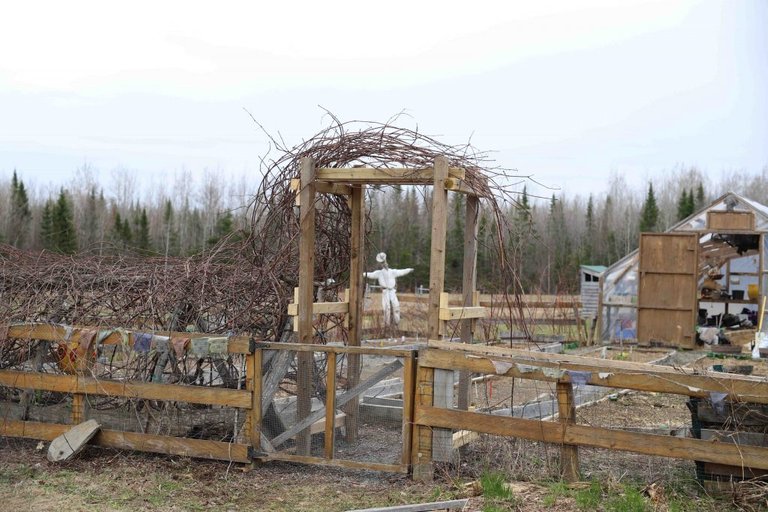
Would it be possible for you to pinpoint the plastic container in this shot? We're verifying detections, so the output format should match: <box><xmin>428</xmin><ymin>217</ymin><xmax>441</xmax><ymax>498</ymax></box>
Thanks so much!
<box><xmin>748</xmin><ymin>284</ymin><xmax>759</xmax><ymax>301</ymax></box>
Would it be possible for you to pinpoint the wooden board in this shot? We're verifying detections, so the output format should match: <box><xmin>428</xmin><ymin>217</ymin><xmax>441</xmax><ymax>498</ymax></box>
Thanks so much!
<box><xmin>47</xmin><ymin>419</ymin><xmax>101</xmax><ymax>462</ymax></box>
<box><xmin>707</xmin><ymin>211</ymin><xmax>755</xmax><ymax>231</ymax></box>
<box><xmin>637</xmin><ymin>232</ymin><xmax>698</xmax><ymax>348</ymax></box>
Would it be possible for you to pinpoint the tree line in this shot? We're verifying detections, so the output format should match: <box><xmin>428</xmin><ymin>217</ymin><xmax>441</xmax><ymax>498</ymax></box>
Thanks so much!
<box><xmin>3</xmin><ymin>165</ymin><xmax>768</xmax><ymax>294</ymax></box>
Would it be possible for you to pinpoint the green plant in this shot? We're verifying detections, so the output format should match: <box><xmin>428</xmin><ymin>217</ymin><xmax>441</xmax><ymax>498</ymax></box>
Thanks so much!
<box><xmin>543</xmin><ymin>481</ymin><xmax>572</xmax><ymax>506</ymax></box>
<box><xmin>481</xmin><ymin>472</ymin><xmax>513</xmax><ymax>500</ymax></box>
<box><xmin>575</xmin><ymin>480</ymin><xmax>603</xmax><ymax>510</ymax></box>
<box><xmin>605</xmin><ymin>485</ymin><xmax>649</xmax><ymax>512</ymax></box>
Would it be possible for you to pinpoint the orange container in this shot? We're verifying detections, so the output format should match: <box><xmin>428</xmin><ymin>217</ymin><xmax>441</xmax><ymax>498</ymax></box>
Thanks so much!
<box><xmin>748</xmin><ymin>284</ymin><xmax>759</xmax><ymax>301</ymax></box>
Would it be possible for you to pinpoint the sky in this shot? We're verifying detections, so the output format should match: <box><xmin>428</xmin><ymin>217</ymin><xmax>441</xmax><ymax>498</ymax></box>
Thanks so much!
<box><xmin>0</xmin><ymin>0</ymin><xmax>766</xmax><ymax>202</ymax></box>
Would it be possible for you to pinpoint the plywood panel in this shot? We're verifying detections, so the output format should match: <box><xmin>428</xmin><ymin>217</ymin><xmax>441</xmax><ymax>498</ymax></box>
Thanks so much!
<box><xmin>637</xmin><ymin>233</ymin><xmax>698</xmax><ymax>348</ymax></box>
<box><xmin>707</xmin><ymin>211</ymin><xmax>755</xmax><ymax>231</ymax></box>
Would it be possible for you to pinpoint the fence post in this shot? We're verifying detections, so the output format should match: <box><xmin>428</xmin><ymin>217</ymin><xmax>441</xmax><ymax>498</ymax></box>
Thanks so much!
<box><xmin>556</xmin><ymin>381</ymin><xmax>579</xmax><ymax>481</ymax></box>
<box><xmin>324</xmin><ymin>352</ymin><xmax>337</xmax><ymax>459</ymax></box>
<box><xmin>248</xmin><ymin>347</ymin><xmax>263</xmax><ymax>464</ymax></box>
<box><xmin>411</xmin><ymin>362</ymin><xmax>434</xmax><ymax>481</ymax></box>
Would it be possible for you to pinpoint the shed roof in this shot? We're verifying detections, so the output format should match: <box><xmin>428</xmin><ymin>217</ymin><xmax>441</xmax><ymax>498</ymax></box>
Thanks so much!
<box><xmin>581</xmin><ymin>265</ymin><xmax>607</xmax><ymax>275</ymax></box>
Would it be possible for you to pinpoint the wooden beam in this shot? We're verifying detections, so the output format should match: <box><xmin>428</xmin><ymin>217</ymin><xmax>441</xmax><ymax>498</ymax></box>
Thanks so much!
<box><xmin>258</xmin><ymin>342</ymin><xmax>412</xmax><ymax>358</ymax></box>
<box><xmin>418</xmin><ymin>347</ymin><xmax>768</xmax><ymax>404</ymax></box>
<box><xmin>315</xmin><ymin>167</ymin><xmax>465</xmax><ymax>184</ymax></box>
<box><xmin>556</xmin><ymin>382</ymin><xmax>579</xmax><ymax>481</ymax></box>
<box><xmin>411</xmin><ymin>365</ymin><xmax>434</xmax><ymax>481</ymax></box>
<box><xmin>6</xmin><ymin>323</ymin><xmax>252</xmax><ymax>354</ymax></box>
<box><xmin>414</xmin><ymin>406</ymin><xmax>768</xmax><ymax>470</ymax></box>
<box><xmin>296</xmin><ymin>156</ymin><xmax>316</xmax><ymax>456</ymax></box>
<box><xmin>324</xmin><ymin>353</ymin><xmax>337</xmax><ymax>460</ymax></box>
<box><xmin>1</xmin><ymin>419</ymin><xmax>250</xmax><ymax>463</ymax></box>
<box><xmin>438</xmin><ymin>306</ymin><xmax>486</xmax><ymax>321</ymax></box>
<box><xmin>458</xmin><ymin>195</ymin><xmax>479</xmax><ymax>411</ymax></box>
<box><xmin>401</xmin><ymin>352</ymin><xmax>417</xmax><ymax>468</ymax></box>
<box><xmin>345</xmin><ymin>185</ymin><xmax>365</xmax><ymax>443</ymax></box>
<box><xmin>287</xmin><ymin>301</ymin><xmax>349</xmax><ymax>316</ymax></box>
<box><xmin>345</xmin><ymin>499</ymin><xmax>469</xmax><ymax>512</ymax></box>
<box><xmin>0</xmin><ymin>370</ymin><xmax>252</xmax><ymax>408</ymax></box>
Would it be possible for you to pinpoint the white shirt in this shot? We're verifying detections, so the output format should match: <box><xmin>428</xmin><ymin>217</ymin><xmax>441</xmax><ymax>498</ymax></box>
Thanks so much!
<box><xmin>364</xmin><ymin>268</ymin><xmax>413</xmax><ymax>290</ymax></box>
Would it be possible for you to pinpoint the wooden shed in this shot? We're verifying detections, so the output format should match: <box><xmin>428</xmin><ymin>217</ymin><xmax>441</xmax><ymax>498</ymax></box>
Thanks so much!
<box><xmin>599</xmin><ymin>192</ymin><xmax>768</xmax><ymax>348</ymax></box>
<box><xmin>579</xmin><ymin>265</ymin><xmax>606</xmax><ymax>319</ymax></box>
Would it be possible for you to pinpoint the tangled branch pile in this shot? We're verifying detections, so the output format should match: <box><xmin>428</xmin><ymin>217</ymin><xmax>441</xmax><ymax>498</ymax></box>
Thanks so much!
<box><xmin>0</xmin><ymin>118</ymin><xmax>525</xmax><ymax>342</ymax></box>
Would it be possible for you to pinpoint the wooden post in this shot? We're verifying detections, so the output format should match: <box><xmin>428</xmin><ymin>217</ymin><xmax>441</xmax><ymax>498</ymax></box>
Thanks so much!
<box><xmin>458</xmin><ymin>195</ymin><xmax>479</xmax><ymax>411</ymax></box>
<box><xmin>557</xmin><ymin>381</ymin><xmax>580</xmax><ymax>481</ymax></box>
<box><xmin>344</xmin><ymin>185</ymin><xmax>365</xmax><ymax>442</ymax></box>
<box><xmin>71</xmin><ymin>393</ymin><xmax>86</xmax><ymax>425</ymax></box>
<box><xmin>412</xmin><ymin>364</ymin><xmax>434</xmax><ymax>481</ymax></box>
<box><xmin>249</xmin><ymin>348</ymin><xmax>263</xmax><ymax>463</ymax></box>
<box><xmin>296</xmin><ymin>157</ymin><xmax>316</xmax><ymax>455</ymax></box>
<box><xmin>401</xmin><ymin>351</ymin><xmax>417</xmax><ymax>469</ymax></box>
<box><xmin>419</xmin><ymin>156</ymin><xmax>451</xmax><ymax>473</ymax></box>
<box><xmin>324</xmin><ymin>353</ymin><xmax>337</xmax><ymax>459</ymax></box>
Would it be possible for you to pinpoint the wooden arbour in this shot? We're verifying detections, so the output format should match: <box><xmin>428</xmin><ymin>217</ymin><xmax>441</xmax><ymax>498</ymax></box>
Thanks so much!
<box><xmin>289</xmin><ymin>156</ymin><xmax>487</xmax><ymax>468</ymax></box>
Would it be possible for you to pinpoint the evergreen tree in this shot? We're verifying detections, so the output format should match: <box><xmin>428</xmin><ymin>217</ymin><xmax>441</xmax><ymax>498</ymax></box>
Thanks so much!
<box><xmin>581</xmin><ymin>194</ymin><xmax>596</xmax><ymax>262</ymax></box>
<box><xmin>639</xmin><ymin>183</ymin><xmax>660</xmax><ymax>232</ymax></box>
<box><xmin>51</xmin><ymin>189</ymin><xmax>77</xmax><ymax>254</ymax></box>
<box><xmin>135</xmin><ymin>208</ymin><xmax>151</xmax><ymax>252</ymax></box>
<box><xmin>676</xmin><ymin>188</ymin><xmax>695</xmax><ymax>221</ymax></box>
<box><xmin>40</xmin><ymin>200</ymin><xmax>54</xmax><ymax>251</ymax></box>
<box><xmin>695</xmin><ymin>183</ymin><xmax>705</xmax><ymax>209</ymax></box>
<box><xmin>83</xmin><ymin>187</ymin><xmax>99</xmax><ymax>248</ymax></box>
<box><xmin>162</xmin><ymin>199</ymin><xmax>179</xmax><ymax>257</ymax></box>
<box><xmin>8</xmin><ymin>170</ymin><xmax>31</xmax><ymax>247</ymax></box>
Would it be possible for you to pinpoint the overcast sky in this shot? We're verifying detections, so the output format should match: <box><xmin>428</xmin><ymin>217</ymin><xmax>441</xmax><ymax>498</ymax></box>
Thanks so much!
<box><xmin>0</xmin><ymin>0</ymin><xmax>766</xmax><ymax>201</ymax></box>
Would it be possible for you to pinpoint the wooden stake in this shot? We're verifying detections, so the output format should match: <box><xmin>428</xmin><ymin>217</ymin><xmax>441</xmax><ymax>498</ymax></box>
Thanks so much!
<box><xmin>458</xmin><ymin>195</ymin><xmax>479</xmax><ymax>411</ymax></box>
<box><xmin>324</xmin><ymin>353</ymin><xmax>337</xmax><ymax>460</ymax></box>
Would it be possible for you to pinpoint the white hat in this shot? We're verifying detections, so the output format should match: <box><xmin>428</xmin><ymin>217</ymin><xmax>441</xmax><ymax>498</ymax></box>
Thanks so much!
<box><xmin>375</xmin><ymin>252</ymin><xmax>387</xmax><ymax>263</ymax></box>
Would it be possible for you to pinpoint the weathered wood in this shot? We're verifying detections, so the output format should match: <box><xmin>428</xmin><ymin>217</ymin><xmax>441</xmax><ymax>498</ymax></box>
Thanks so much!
<box><xmin>411</xmin><ymin>365</ymin><xmax>434</xmax><ymax>482</ymax></box>
<box><xmin>0</xmin><ymin>370</ymin><xmax>252</xmax><ymax>408</ymax></box>
<box><xmin>2</xmin><ymin>419</ymin><xmax>250</xmax><ymax>463</ymax></box>
<box><xmin>315</xmin><ymin>167</ymin><xmax>465</xmax><ymax>184</ymax></box>
<box><xmin>71</xmin><ymin>393</ymin><xmax>86</xmax><ymax>425</ymax></box>
<box><xmin>345</xmin><ymin>498</ymin><xmax>469</xmax><ymax>512</ymax></box>
<box><xmin>270</xmin><ymin>359</ymin><xmax>403</xmax><ymax>447</ymax></box>
<box><xmin>297</xmin><ymin>156</ymin><xmax>316</xmax><ymax>456</ymax></box>
<box><xmin>6</xmin><ymin>323</ymin><xmax>252</xmax><ymax>354</ymax></box>
<box><xmin>438</xmin><ymin>306</ymin><xmax>486</xmax><ymax>321</ymax></box>
<box><xmin>345</xmin><ymin>185</ymin><xmax>365</xmax><ymax>442</ymax></box>
<box><xmin>637</xmin><ymin>232</ymin><xmax>698</xmax><ymax>348</ymax></box>
<box><xmin>324</xmin><ymin>353</ymin><xmax>337</xmax><ymax>459</ymax></box>
<box><xmin>261</xmin><ymin>452</ymin><xmax>407</xmax><ymax>473</ymax></box>
<box><xmin>707</xmin><ymin>210</ymin><xmax>756</xmax><ymax>231</ymax></box>
<box><xmin>556</xmin><ymin>382</ymin><xmax>579</xmax><ymax>482</ymax></box>
<box><xmin>401</xmin><ymin>353</ymin><xmax>417</xmax><ymax>468</ymax></box>
<box><xmin>414</xmin><ymin>406</ymin><xmax>768</xmax><ymax>470</ymax></box>
<box><xmin>287</xmin><ymin>301</ymin><xmax>349</xmax><ymax>316</ymax></box>
<box><xmin>249</xmin><ymin>349</ymin><xmax>263</xmax><ymax>457</ymax></box>
<box><xmin>420</xmin><ymin>344</ymin><xmax>768</xmax><ymax>403</ymax></box>
<box><xmin>47</xmin><ymin>419</ymin><xmax>101</xmax><ymax>462</ymax></box>
<box><xmin>458</xmin><ymin>195</ymin><xmax>479</xmax><ymax>412</ymax></box>
<box><xmin>260</xmin><ymin>342</ymin><xmax>411</xmax><ymax>358</ymax></box>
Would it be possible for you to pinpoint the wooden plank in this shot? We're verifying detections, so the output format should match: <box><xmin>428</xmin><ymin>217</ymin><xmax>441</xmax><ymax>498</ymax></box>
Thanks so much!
<box><xmin>296</xmin><ymin>156</ymin><xmax>317</xmax><ymax>456</ymax></box>
<box><xmin>261</xmin><ymin>452</ymin><xmax>407</xmax><ymax>473</ymax></box>
<box><xmin>249</xmin><ymin>349</ymin><xmax>262</xmax><ymax>456</ymax></box>
<box><xmin>315</xmin><ymin>167</ymin><xmax>465</xmax><ymax>184</ymax></box>
<box><xmin>6</xmin><ymin>324</ymin><xmax>253</xmax><ymax>354</ymax></box>
<box><xmin>346</xmin><ymin>499</ymin><xmax>469</xmax><ymax>512</ymax></box>
<box><xmin>556</xmin><ymin>382</ymin><xmax>579</xmax><ymax>482</ymax></box>
<box><xmin>0</xmin><ymin>370</ymin><xmax>252</xmax><ymax>408</ymax></box>
<box><xmin>287</xmin><ymin>301</ymin><xmax>349</xmax><ymax>316</ymax></box>
<box><xmin>438</xmin><ymin>306</ymin><xmax>486</xmax><ymax>321</ymax></box>
<box><xmin>324</xmin><ymin>353</ymin><xmax>337</xmax><ymax>460</ymax></box>
<box><xmin>71</xmin><ymin>393</ymin><xmax>86</xmax><ymax>425</ymax></box>
<box><xmin>270</xmin><ymin>359</ymin><xmax>404</xmax><ymax>447</ymax></box>
<box><xmin>401</xmin><ymin>353</ymin><xmax>416</xmax><ymax>468</ymax></box>
<box><xmin>47</xmin><ymin>419</ymin><xmax>101</xmax><ymax>462</ymax></box>
<box><xmin>345</xmin><ymin>185</ymin><xmax>365</xmax><ymax>443</ymax></box>
<box><xmin>414</xmin><ymin>406</ymin><xmax>768</xmax><ymax>470</ymax></box>
<box><xmin>458</xmin><ymin>195</ymin><xmax>479</xmax><ymax>412</ymax></box>
<box><xmin>419</xmin><ymin>345</ymin><xmax>768</xmax><ymax>403</ymax></box>
<box><xmin>259</xmin><ymin>342</ymin><xmax>412</xmax><ymax>358</ymax></box>
<box><xmin>707</xmin><ymin>211</ymin><xmax>755</xmax><ymax>231</ymax></box>
<box><xmin>2</xmin><ymin>419</ymin><xmax>250</xmax><ymax>463</ymax></box>
<box><xmin>411</xmin><ymin>365</ymin><xmax>434</xmax><ymax>482</ymax></box>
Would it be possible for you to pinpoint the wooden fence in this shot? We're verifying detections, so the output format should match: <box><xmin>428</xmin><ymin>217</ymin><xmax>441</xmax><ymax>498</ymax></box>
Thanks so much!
<box><xmin>0</xmin><ymin>323</ymin><xmax>415</xmax><ymax>472</ymax></box>
<box><xmin>411</xmin><ymin>339</ymin><xmax>768</xmax><ymax>481</ymax></box>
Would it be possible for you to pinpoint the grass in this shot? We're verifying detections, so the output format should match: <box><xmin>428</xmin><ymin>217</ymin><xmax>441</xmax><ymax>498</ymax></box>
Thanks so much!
<box><xmin>480</xmin><ymin>471</ymin><xmax>517</xmax><ymax>511</ymax></box>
